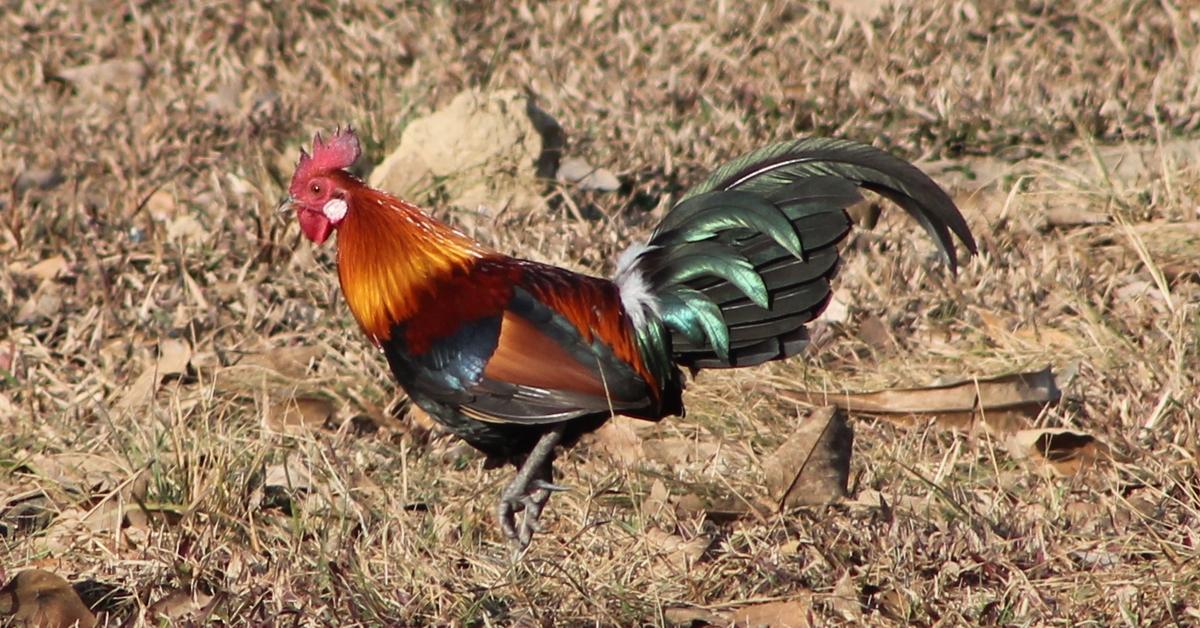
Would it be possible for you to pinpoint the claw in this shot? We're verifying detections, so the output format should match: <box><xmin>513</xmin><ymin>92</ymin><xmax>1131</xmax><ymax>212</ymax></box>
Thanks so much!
<box><xmin>494</xmin><ymin>426</ymin><xmax>568</xmax><ymax>553</ymax></box>
<box><xmin>530</xmin><ymin>479</ymin><xmax>568</xmax><ymax>493</ymax></box>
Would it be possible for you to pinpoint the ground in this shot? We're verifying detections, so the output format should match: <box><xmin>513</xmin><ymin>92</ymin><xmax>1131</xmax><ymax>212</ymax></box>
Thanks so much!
<box><xmin>1</xmin><ymin>1</ymin><xmax>1199</xmax><ymax>625</ymax></box>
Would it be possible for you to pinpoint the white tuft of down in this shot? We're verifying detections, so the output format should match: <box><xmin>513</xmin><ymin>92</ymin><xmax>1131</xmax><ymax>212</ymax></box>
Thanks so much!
<box><xmin>613</xmin><ymin>242</ymin><xmax>662</xmax><ymax>330</ymax></box>
<box><xmin>322</xmin><ymin>198</ymin><xmax>349</xmax><ymax>222</ymax></box>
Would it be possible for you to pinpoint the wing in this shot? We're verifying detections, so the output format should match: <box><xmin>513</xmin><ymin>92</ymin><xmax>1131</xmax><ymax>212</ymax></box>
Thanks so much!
<box><xmin>384</xmin><ymin>262</ymin><xmax>661</xmax><ymax>425</ymax></box>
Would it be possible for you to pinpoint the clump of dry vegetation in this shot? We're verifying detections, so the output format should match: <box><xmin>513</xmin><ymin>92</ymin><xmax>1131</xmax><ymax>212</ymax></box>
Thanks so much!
<box><xmin>2</xmin><ymin>1</ymin><xmax>1198</xmax><ymax>625</ymax></box>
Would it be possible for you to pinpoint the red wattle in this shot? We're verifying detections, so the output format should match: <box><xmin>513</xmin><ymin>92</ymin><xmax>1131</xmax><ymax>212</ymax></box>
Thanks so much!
<box><xmin>298</xmin><ymin>208</ymin><xmax>333</xmax><ymax>244</ymax></box>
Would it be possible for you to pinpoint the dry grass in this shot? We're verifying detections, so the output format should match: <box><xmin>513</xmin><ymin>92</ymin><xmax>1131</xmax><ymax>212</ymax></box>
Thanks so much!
<box><xmin>2</xmin><ymin>0</ymin><xmax>1199</xmax><ymax>625</ymax></box>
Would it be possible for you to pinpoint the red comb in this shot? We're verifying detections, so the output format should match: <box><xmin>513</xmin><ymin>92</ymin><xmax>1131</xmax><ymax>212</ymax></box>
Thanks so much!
<box><xmin>295</xmin><ymin>126</ymin><xmax>361</xmax><ymax>181</ymax></box>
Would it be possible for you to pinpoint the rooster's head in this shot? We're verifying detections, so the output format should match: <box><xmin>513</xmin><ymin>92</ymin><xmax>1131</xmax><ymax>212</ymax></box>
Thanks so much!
<box><xmin>281</xmin><ymin>127</ymin><xmax>362</xmax><ymax>245</ymax></box>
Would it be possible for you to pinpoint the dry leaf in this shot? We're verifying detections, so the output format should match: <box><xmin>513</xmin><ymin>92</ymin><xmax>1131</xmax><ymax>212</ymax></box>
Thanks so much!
<box><xmin>145</xmin><ymin>189</ymin><xmax>178</xmax><ymax>220</ymax></box>
<box><xmin>167</xmin><ymin>215</ymin><xmax>205</xmax><ymax>243</ymax></box>
<box><xmin>644</xmin><ymin>528</ymin><xmax>712</xmax><ymax>570</ymax></box>
<box><xmin>731</xmin><ymin>598</ymin><xmax>813</xmax><ymax>628</ymax></box>
<box><xmin>1037</xmin><ymin>207</ymin><xmax>1110</xmax><ymax>230</ymax></box>
<box><xmin>403</xmin><ymin>398</ymin><xmax>439</xmax><ymax>433</ymax></box>
<box><xmin>642</xmin><ymin>438</ymin><xmax>721</xmax><ymax>467</ymax></box>
<box><xmin>587</xmin><ymin>417</ymin><xmax>644</xmax><ymax>468</ymax></box>
<box><xmin>14</xmin><ymin>168</ymin><xmax>65</xmax><ymax>195</ymax></box>
<box><xmin>874</xmin><ymin>588</ymin><xmax>911</xmax><ymax>621</ymax></box>
<box><xmin>265</xmin><ymin>395</ymin><xmax>335</xmax><ymax>433</ymax></box>
<box><xmin>642</xmin><ymin>479</ymin><xmax>670</xmax><ymax>517</ymax></box>
<box><xmin>216</xmin><ymin>344</ymin><xmax>322</xmax><ymax>393</ymax></box>
<box><xmin>19</xmin><ymin>453</ymin><xmax>148</xmax><ymax>502</ymax></box>
<box><xmin>762</xmin><ymin>407</ymin><xmax>852</xmax><ymax>508</ymax></box>
<box><xmin>264</xmin><ymin>461</ymin><xmax>313</xmax><ymax>493</ymax></box>
<box><xmin>850</xmin><ymin>489</ymin><xmax>929</xmax><ymax>516</ymax></box>
<box><xmin>782</xmin><ymin>368</ymin><xmax>1059</xmax><ymax>434</ymax></box>
<box><xmin>856</xmin><ymin>314</ymin><xmax>895</xmax><ymax>350</ymax></box>
<box><xmin>54</xmin><ymin>59</ymin><xmax>146</xmax><ymax>93</ymax></box>
<box><xmin>16</xmin><ymin>281</ymin><xmax>64</xmax><ymax>324</ymax></box>
<box><xmin>116</xmin><ymin>339</ymin><xmax>192</xmax><ymax>410</ymax></box>
<box><xmin>239</xmin><ymin>345</ymin><xmax>322</xmax><ymax>378</ymax></box>
<box><xmin>674</xmin><ymin>492</ymin><xmax>762</xmax><ymax>523</ymax></box>
<box><xmin>147</xmin><ymin>589</ymin><xmax>215</xmax><ymax>622</ymax></box>
<box><xmin>258</xmin><ymin>458</ymin><xmax>314</xmax><ymax>514</ymax></box>
<box><xmin>0</xmin><ymin>570</ymin><xmax>97</xmax><ymax>628</ymax></box>
<box><xmin>829</xmin><ymin>572</ymin><xmax>862</xmax><ymax>621</ymax></box>
<box><xmin>1006</xmin><ymin>429</ymin><xmax>1110</xmax><ymax>475</ymax></box>
<box><xmin>664</xmin><ymin>606</ymin><xmax>729</xmax><ymax>626</ymax></box>
<box><xmin>15</xmin><ymin>256</ymin><xmax>70</xmax><ymax>281</ymax></box>
<box><xmin>1</xmin><ymin>492</ymin><xmax>56</xmax><ymax>538</ymax></box>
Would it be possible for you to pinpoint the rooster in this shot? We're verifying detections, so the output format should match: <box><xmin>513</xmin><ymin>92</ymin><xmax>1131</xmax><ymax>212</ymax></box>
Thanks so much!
<box><xmin>281</xmin><ymin>128</ymin><xmax>976</xmax><ymax>550</ymax></box>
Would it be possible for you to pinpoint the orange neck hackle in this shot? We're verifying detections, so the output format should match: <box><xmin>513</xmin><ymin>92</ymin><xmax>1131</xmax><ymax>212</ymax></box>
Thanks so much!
<box><xmin>335</xmin><ymin>181</ymin><xmax>490</xmax><ymax>342</ymax></box>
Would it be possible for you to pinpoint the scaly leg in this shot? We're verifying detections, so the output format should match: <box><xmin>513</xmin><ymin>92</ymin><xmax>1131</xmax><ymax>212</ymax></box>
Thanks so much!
<box><xmin>497</xmin><ymin>425</ymin><xmax>568</xmax><ymax>552</ymax></box>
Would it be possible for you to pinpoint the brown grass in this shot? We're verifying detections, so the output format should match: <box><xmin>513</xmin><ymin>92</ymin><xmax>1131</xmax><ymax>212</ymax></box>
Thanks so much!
<box><xmin>2</xmin><ymin>0</ymin><xmax>1199</xmax><ymax>625</ymax></box>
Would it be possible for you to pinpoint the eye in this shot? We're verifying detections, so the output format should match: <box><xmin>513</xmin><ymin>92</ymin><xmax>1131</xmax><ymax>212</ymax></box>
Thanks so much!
<box><xmin>311</xmin><ymin>183</ymin><xmax>322</xmax><ymax>195</ymax></box>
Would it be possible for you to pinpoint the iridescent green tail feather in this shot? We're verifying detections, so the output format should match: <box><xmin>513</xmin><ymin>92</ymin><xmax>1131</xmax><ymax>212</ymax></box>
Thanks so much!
<box><xmin>621</xmin><ymin>137</ymin><xmax>977</xmax><ymax>370</ymax></box>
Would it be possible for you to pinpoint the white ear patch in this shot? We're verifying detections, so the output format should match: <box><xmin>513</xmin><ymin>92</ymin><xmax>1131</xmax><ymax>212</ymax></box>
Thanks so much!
<box><xmin>322</xmin><ymin>198</ymin><xmax>348</xmax><ymax>222</ymax></box>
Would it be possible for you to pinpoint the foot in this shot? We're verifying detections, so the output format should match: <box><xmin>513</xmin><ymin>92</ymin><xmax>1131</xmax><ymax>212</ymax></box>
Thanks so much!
<box><xmin>494</xmin><ymin>426</ymin><xmax>566</xmax><ymax>553</ymax></box>
<box><xmin>497</xmin><ymin>478</ymin><xmax>568</xmax><ymax>550</ymax></box>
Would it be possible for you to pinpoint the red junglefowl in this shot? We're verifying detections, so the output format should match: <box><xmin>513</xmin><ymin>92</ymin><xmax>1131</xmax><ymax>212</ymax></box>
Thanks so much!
<box><xmin>281</xmin><ymin>128</ymin><xmax>976</xmax><ymax>551</ymax></box>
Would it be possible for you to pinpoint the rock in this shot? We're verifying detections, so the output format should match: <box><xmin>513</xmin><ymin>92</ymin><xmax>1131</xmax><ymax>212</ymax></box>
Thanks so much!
<box><xmin>827</xmin><ymin>0</ymin><xmax>910</xmax><ymax>20</ymax></box>
<box><xmin>369</xmin><ymin>89</ymin><xmax>564</xmax><ymax>214</ymax></box>
<box><xmin>15</xmin><ymin>168</ymin><xmax>64</xmax><ymax>194</ymax></box>
<box><xmin>557</xmin><ymin>157</ymin><xmax>620</xmax><ymax>192</ymax></box>
<box><xmin>54</xmin><ymin>59</ymin><xmax>146</xmax><ymax>93</ymax></box>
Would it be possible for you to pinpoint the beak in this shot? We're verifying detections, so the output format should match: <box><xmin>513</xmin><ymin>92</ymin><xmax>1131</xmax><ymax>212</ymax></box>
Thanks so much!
<box><xmin>276</xmin><ymin>195</ymin><xmax>295</xmax><ymax>216</ymax></box>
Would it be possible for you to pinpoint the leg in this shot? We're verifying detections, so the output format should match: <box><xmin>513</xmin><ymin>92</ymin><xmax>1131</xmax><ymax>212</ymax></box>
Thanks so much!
<box><xmin>496</xmin><ymin>425</ymin><xmax>567</xmax><ymax>552</ymax></box>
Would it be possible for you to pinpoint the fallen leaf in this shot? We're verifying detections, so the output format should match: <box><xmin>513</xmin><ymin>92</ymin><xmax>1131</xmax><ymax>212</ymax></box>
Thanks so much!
<box><xmin>70</xmin><ymin>580</ymin><xmax>132</xmax><ymax>621</ymax></box>
<box><xmin>642</xmin><ymin>438</ymin><xmax>721</xmax><ymax>467</ymax></box>
<box><xmin>642</xmin><ymin>479</ymin><xmax>670</xmax><ymax>517</ymax></box>
<box><xmin>0</xmin><ymin>342</ymin><xmax>15</xmax><ymax>373</ymax></box>
<box><xmin>16</xmin><ymin>281</ymin><xmax>63</xmax><ymax>324</ymax></box>
<box><xmin>1037</xmin><ymin>207</ymin><xmax>1110</xmax><ymax>230</ymax></box>
<box><xmin>644</xmin><ymin>528</ymin><xmax>712</xmax><ymax>570</ymax></box>
<box><xmin>14</xmin><ymin>256</ymin><xmax>69</xmax><ymax>281</ymax></box>
<box><xmin>167</xmin><ymin>215</ymin><xmax>205</xmax><ymax>243</ymax></box>
<box><xmin>264</xmin><ymin>460</ymin><xmax>313</xmax><ymax>493</ymax></box>
<box><xmin>258</xmin><ymin>458</ymin><xmax>314</xmax><ymax>514</ymax></box>
<box><xmin>664</xmin><ymin>606</ymin><xmax>729</xmax><ymax>626</ymax></box>
<box><xmin>215</xmin><ymin>344</ymin><xmax>322</xmax><ymax>393</ymax></box>
<box><xmin>18</xmin><ymin>453</ymin><xmax>148</xmax><ymax>502</ymax></box>
<box><xmin>587</xmin><ymin>417</ymin><xmax>644</xmax><ymax>468</ymax></box>
<box><xmin>850</xmin><ymin>489</ymin><xmax>929</xmax><ymax>516</ymax></box>
<box><xmin>781</xmin><ymin>368</ymin><xmax>1059</xmax><ymax>434</ymax></box>
<box><xmin>145</xmin><ymin>189</ymin><xmax>178</xmax><ymax>221</ymax></box>
<box><xmin>238</xmin><ymin>345</ymin><xmax>321</xmax><ymax>378</ymax></box>
<box><xmin>829</xmin><ymin>572</ymin><xmax>862</xmax><ymax>621</ymax></box>
<box><xmin>265</xmin><ymin>395</ymin><xmax>335</xmax><ymax>433</ymax></box>
<box><xmin>14</xmin><ymin>168</ymin><xmax>65</xmax><ymax>195</ymax></box>
<box><xmin>1070</xmin><ymin>548</ymin><xmax>1122</xmax><ymax>568</ymax></box>
<box><xmin>873</xmin><ymin>588</ymin><xmax>911</xmax><ymax>621</ymax></box>
<box><xmin>846</xmin><ymin>200</ymin><xmax>882</xmax><ymax>229</ymax></box>
<box><xmin>762</xmin><ymin>407</ymin><xmax>852</xmax><ymax>509</ymax></box>
<box><xmin>403</xmin><ymin>398</ymin><xmax>439</xmax><ymax>433</ymax></box>
<box><xmin>54</xmin><ymin>59</ymin><xmax>146</xmax><ymax>93</ymax></box>
<box><xmin>0</xmin><ymin>492</ymin><xmax>54</xmax><ymax>537</ymax></box>
<box><xmin>147</xmin><ymin>589</ymin><xmax>215</xmax><ymax>622</ymax></box>
<box><xmin>1006</xmin><ymin>429</ymin><xmax>1110</xmax><ymax>475</ymax></box>
<box><xmin>856</xmin><ymin>314</ymin><xmax>895</xmax><ymax>350</ymax></box>
<box><xmin>674</xmin><ymin>492</ymin><xmax>763</xmax><ymax>524</ymax></box>
<box><xmin>0</xmin><ymin>570</ymin><xmax>97</xmax><ymax>628</ymax></box>
<box><xmin>116</xmin><ymin>339</ymin><xmax>192</xmax><ymax>410</ymax></box>
<box><xmin>820</xmin><ymin>294</ymin><xmax>849</xmax><ymax>324</ymax></box>
<box><xmin>731</xmin><ymin>597</ymin><xmax>813</xmax><ymax>627</ymax></box>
